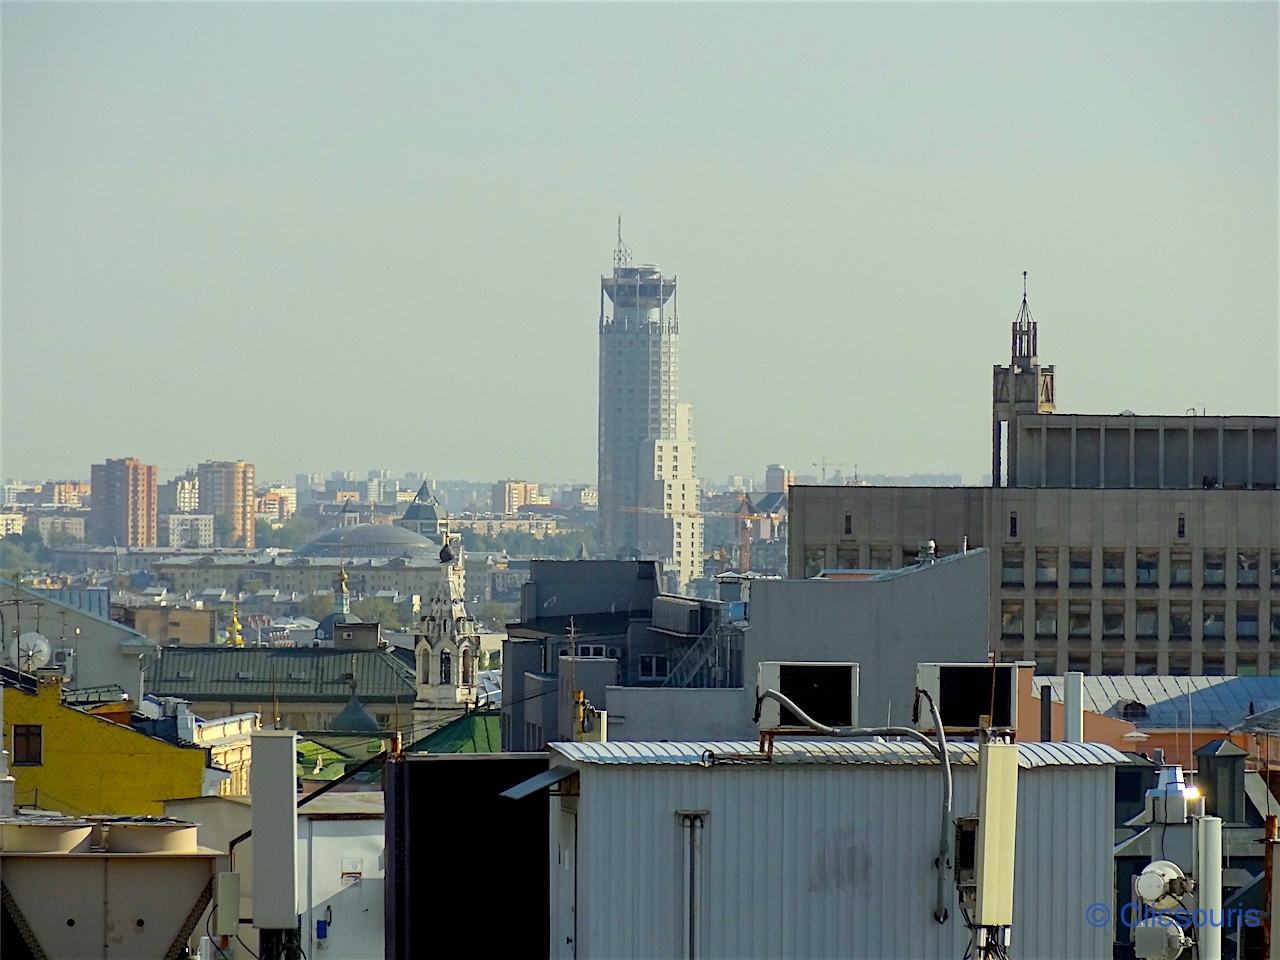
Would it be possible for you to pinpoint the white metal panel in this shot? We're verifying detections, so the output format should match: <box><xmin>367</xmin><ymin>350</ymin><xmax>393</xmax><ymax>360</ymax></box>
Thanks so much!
<box><xmin>251</xmin><ymin>731</ymin><xmax>298</xmax><ymax>929</ymax></box>
<box><xmin>558</xmin><ymin>756</ymin><xmax>1115</xmax><ymax>959</ymax></box>
<box><xmin>300</xmin><ymin>818</ymin><xmax>385</xmax><ymax>960</ymax></box>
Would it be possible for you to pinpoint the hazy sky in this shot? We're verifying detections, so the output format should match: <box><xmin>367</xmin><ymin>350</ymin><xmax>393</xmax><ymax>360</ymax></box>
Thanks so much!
<box><xmin>3</xmin><ymin>2</ymin><xmax>1276</xmax><ymax>487</ymax></box>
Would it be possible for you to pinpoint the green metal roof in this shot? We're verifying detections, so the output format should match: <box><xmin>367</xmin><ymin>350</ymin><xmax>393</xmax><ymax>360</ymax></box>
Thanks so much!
<box><xmin>145</xmin><ymin>647</ymin><xmax>416</xmax><ymax>704</ymax></box>
<box><xmin>407</xmin><ymin>707</ymin><xmax>501</xmax><ymax>753</ymax></box>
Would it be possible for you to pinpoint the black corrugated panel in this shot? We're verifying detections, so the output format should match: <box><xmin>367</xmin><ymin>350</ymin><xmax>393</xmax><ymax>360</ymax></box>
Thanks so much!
<box><xmin>384</xmin><ymin>753</ymin><xmax>550</xmax><ymax>959</ymax></box>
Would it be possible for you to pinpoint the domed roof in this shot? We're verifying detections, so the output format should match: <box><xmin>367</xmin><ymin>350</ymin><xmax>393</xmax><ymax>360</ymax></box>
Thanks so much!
<box><xmin>330</xmin><ymin>693</ymin><xmax>381</xmax><ymax>734</ymax></box>
<box><xmin>316</xmin><ymin>611</ymin><xmax>362</xmax><ymax>640</ymax></box>
<box><xmin>296</xmin><ymin>523</ymin><xmax>438</xmax><ymax>558</ymax></box>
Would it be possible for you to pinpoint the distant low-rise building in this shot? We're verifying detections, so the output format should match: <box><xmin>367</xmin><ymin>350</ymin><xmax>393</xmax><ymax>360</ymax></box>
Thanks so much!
<box><xmin>35</xmin><ymin>515</ymin><xmax>85</xmax><ymax>544</ymax></box>
<box><xmin>126</xmin><ymin>606</ymin><xmax>216</xmax><ymax>646</ymax></box>
<box><xmin>159</xmin><ymin>513</ymin><xmax>215</xmax><ymax>549</ymax></box>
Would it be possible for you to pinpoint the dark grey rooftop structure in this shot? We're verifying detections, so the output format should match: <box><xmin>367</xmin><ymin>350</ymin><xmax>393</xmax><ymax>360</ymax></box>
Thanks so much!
<box><xmin>295</xmin><ymin>523</ymin><xmax>438</xmax><ymax>558</ymax></box>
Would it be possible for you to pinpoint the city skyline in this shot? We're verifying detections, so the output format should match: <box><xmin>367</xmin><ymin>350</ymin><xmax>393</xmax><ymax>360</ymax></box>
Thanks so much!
<box><xmin>3</xmin><ymin>3</ymin><xmax>1276</xmax><ymax>483</ymax></box>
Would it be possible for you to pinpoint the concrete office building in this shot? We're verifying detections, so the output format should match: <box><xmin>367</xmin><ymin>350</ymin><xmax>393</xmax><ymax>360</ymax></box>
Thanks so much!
<box><xmin>597</xmin><ymin>227</ymin><xmax>703</xmax><ymax>591</ymax></box>
<box><xmin>789</xmin><ymin>282</ymin><xmax>1280</xmax><ymax>677</ymax></box>
<box><xmin>764</xmin><ymin>463</ymin><xmax>794</xmax><ymax>493</ymax></box>
<box><xmin>89</xmin><ymin>457</ymin><xmax>158</xmax><ymax>547</ymax></box>
<box><xmin>197</xmin><ymin>460</ymin><xmax>256</xmax><ymax>548</ymax></box>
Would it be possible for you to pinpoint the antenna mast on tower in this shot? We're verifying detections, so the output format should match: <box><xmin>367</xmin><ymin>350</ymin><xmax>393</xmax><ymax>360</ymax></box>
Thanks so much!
<box><xmin>614</xmin><ymin>215</ymin><xmax>632</xmax><ymax>271</ymax></box>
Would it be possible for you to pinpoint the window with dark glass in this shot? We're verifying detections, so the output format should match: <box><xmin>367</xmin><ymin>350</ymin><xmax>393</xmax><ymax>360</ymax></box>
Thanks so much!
<box><xmin>1103</xmin><ymin>653</ymin><xmax>1128</xmax><ymax>676</ymax></box>
<box><xmin>1169</xmin><ymin>603</ymin><xmax>1192</xmax><ymax>640</ymax></box>
<box><xmin>1001</xmin><ymin>550</ymin><xmax>1024</xmax><ymax>587</ymax></box>
<box><xmin>1135</xmin><ymin>551</ymin><xmax>1159</xmax><ymax>587</ymax></box>
<box><xmin>1102</xmin><ymin>551</ymin><xmax>1125</xmax><ymax>586</ymax></box>
<box><xmin>868</xmin><ymin>546</ymin><xmax>892</xmax><ymax>570</ymax></box>
<box><xmin>1067</xmin><ymin>653</ymin><xmax>1091</xmax><ymax>675</ymax></box>
<box><xmin>1069</xmin><ymin>552</ymin><xmax>1091</xmax><ymax>586</ymax></box>
<box><xmin>843</xmin><ymin>514</ymin><xmax>852</xmax><ymax>535</ymax></box>
<box><xmin>1035</xmin><ymin>549</ymin><xmax>1058</xmax><ymax>587</ymax></box>
<box><xmin>1068</xmin><ymin>603</ymin><xmax>1091</xmax><ymax>638</ymax></box>
<box><xmin>1204</xmin><ymin>552</ymin><xmax>1226</xmax><ymax>587</ymax></box>
<box><xmin>1177</xmin><ymin>514</ymin><xmax>1186</xmax><ymax>539</ymax></box>
<box><xmin>1202</xmin><ymin>655</ymin><xmax>1226</xmax><ymax>677</ymax></box>
<box><xmin>639</xmin><ymin>655</ymin><xmax>669</xmax><ymax>679</ymax></box>
<box><xmin>1008</xmin><ymin>513</ymin><xmax>1018</xmax><ymax>539</ymax></box>
<box><xmin>1168</xmin><ymin>654</ymin><xmax>1191</xmax><ymax>675</ymax></box>
<box><xmin>1135</xmin><ymin>603</ymin><xmax>1158</xmax><ymax>638</ymax></box>
<box><xmin>1133</xmin><ymin>654</ymin><xmax>1158</xmax><ymax>677</ymax></box>
<box><xmin>1102</xmin><ymin>603</ymin><xmax>1125</xmax><ymax>638</ymax></box>
<box><xmin>12</xmin><ymin>725</ymin><xmax>41</xmax><ymax>766</ymax></box>
<box><xmin>439</xmin><ymin>651</ymin><xmax>452</xmax><ymax>685</ymax></box>
<box><xmin>1237</xmin><ymin>603</ymin><xmax>1259</xmax><ymax>638</ymax></box>
<box><xmin>1001</xmin><ymin>602</ymin><xmax>1024</xmax><ymax>638</ymax></box>
<box><xmin>804</xmin><ymin>548</ymin><xmax>826</xmax><ymax>578</ymax></box>
<box><xmin>1035</xmin><ymin>601</ymin><xmax>1057</xmax><ymax>638</ymax></box>
<box><xmin>1236</xmin><ymin>653</ymin><xmax>1258</xmax><ymax>677</ymax></box>
<box><xmin>1170</xmin><ymin>552</ymin><xmax>1192</xmax><ymax>587</ymax></box>
<box><xmin>1238</xmin><ymin>552</ymin><xmax>1260</xmax><ymax>587</ymax></box>
<box><xmin>1203</xmin><ymin>603</ymin><xmax>1226</xmax><ymax>639</ymax></box>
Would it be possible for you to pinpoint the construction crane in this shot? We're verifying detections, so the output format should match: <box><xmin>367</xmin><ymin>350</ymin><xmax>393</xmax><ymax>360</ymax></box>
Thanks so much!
<box><xmin>811</xmin><ymin>459</ymin><xmax>852</xmax><ymax>484</ymax></box>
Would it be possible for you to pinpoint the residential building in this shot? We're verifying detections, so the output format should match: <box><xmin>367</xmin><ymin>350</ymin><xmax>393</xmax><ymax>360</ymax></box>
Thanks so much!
<box><xmin>198</xmin><ymin>459</ymin><xmax>256</xmax><ymax>548</ymax></box>
<box><xmin>597</xmin><ymin>229</ymin><xmax>702</xmax><ymax>590</ymax></box>
<box><xmin>2</xmin><ymin>672</ymin><xmax>224</xmax><ymax>816</ymax></box>
<box><xmin>0</xmin><ymin>514</ymin><xmax>27</xmax><ymax>536</ymax></box>
<box><xmin>535</xmin><ymin>738</ymin><xmax>1121</xmax><ymax>959</ymax></box>
<box><xmin>158</xmin><ymin>469</ymin><xmax>199</xmax><ymax>515</ymax></box>
<box><xmin>491</xmin><ymin>480</ymin><xmax>546</xmax><ymax>516</ymax></box>
<box><xmin>255</xmin><ymin>487</ymin><xmax>296</xmax><ymax>522</ymax></box>
<box><xmin>88</xmin><ymin>457</ymin><xmax>157</xmax><ymax>547</ymax></box>
<box><xmin>35</xmin><ymin>515</ymin><xmax>85</xmax><ymax>544</ymax></box>
<box><xmin>789</xmin><ymin>284</ymin><xmax>1280</xmax><ymax>676</ymax></box>
<box><xmin>764</xmin><ymin>463</ymin><xmax>794</xmax><ymax>493</ymax></box>
<box><xmin>158</xmin><ymin>512</ymin><xmax>214</xmax><ymax>549</ymax></box>
<box><xmin>47</xmin><ymin>481</ymin><xmax>90</xmax><ymax>507</ymax></box>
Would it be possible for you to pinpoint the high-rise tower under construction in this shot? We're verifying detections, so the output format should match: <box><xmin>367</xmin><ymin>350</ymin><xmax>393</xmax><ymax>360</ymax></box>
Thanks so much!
<box><xmin>597</xmin><ymin>225</ymin><xmax>702</xmax><ymax>590</ymax></box>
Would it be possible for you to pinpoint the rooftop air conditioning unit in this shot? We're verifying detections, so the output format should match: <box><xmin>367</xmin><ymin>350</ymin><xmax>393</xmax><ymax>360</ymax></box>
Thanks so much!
<box><xmin>52</xmin><ymin>648</ymin><xmax>74</xmax><ymax>679</ymax></box>
<box><xmin>915</xmin><ymin>662</ymin><xmax>1018</xmax><ymax>733</ymax></box>
<box><xmin>756</xmin><ymin>661</ymin><xmax>859</xmax><ymax>730</ymax></box>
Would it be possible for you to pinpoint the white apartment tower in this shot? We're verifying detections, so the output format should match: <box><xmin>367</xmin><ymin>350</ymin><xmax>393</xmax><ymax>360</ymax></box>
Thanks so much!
<box><xmin>598</xmin><ymin>226</ymin><xmax>703</xmax><ymax>591</ymax></box>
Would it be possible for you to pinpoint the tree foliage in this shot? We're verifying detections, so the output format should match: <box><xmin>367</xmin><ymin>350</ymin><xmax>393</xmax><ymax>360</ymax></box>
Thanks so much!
<box><xmin>460</xmin><ymin>526</ymin><xmax>599</xmax><ymax>559</ymax></box>
<box><xmin>350</xmin><ymin>596</ymin><xmax>402</xmax><ymax>629</ymax></box>
<box><xmin>256</xmin><ymin>516</ymin><xmax>320</xmax><ymax>550</ymax></box>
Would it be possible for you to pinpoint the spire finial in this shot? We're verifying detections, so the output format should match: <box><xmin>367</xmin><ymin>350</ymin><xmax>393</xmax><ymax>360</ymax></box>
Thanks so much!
<box><xmin>1023</xmin><ymin>270</ymin><xmax>1027</xmax><ymax>299</ymax></box>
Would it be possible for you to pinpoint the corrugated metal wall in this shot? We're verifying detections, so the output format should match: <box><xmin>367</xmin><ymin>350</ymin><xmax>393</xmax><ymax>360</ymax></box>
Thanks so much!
<box><xmin>552</xmin><ymin>761</ymin><xmax>1112</xmax><ymax>959</ymax></box>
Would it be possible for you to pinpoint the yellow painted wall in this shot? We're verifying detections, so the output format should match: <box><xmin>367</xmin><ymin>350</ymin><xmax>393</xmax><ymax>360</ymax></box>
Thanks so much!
<box><xmin>3</xmin><ymin>678</ymin><xmax>208</xmax><ymax>816</ymax></box>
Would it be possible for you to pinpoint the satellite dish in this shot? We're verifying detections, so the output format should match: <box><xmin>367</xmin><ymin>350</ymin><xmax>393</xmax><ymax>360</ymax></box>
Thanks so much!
<box><xmin>9</xmin><ymin>632</ymin><xmax>52</xmax><ymax>672</ymax></box>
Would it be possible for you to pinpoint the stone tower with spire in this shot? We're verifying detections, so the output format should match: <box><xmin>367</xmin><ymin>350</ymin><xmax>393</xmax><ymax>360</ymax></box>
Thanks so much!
<box><xmin>413</xmin><ymin>534</ymin><xmax>480</xmax><ymax>718</ymax></box>
<box><xmin>992</xmin><ymin>272</ymin><xmax>1055</xmax><ymax>487</ymax></box>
